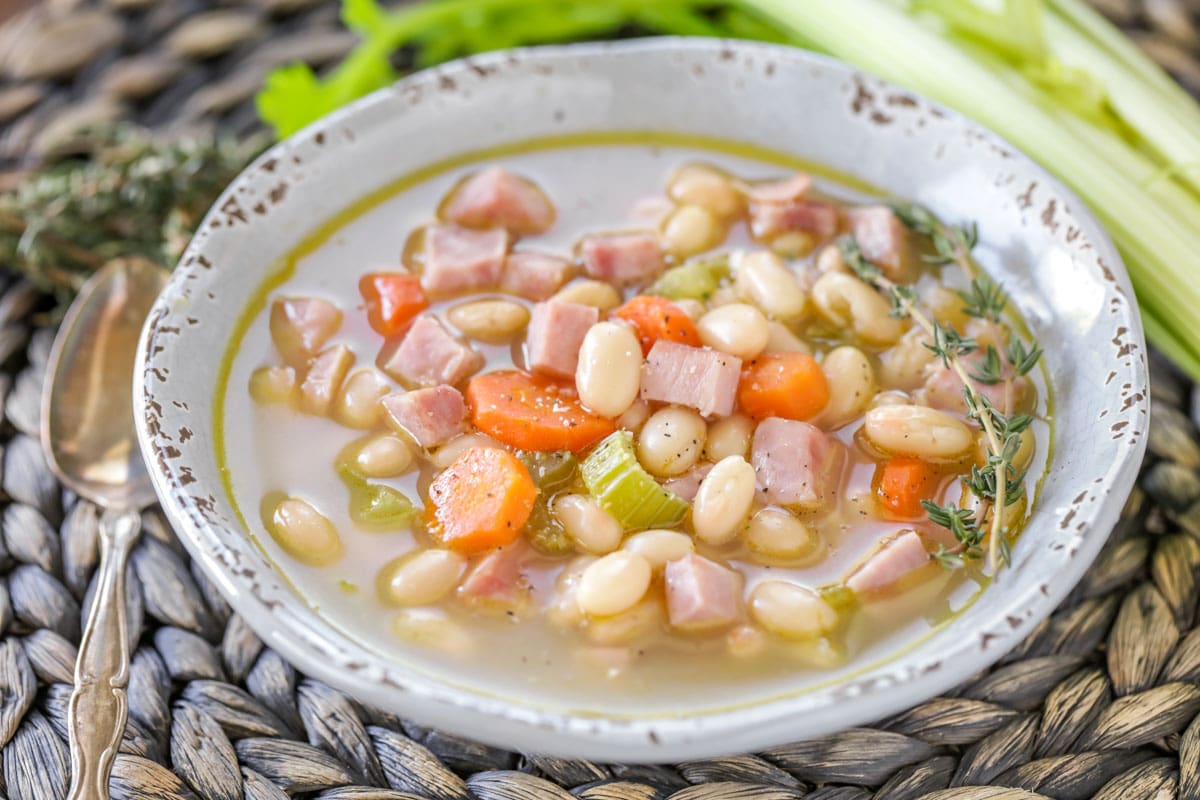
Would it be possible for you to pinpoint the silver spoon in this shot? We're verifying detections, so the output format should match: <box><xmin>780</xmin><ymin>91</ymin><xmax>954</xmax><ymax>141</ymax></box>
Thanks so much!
<box><xmin>41</xmin><ymin>258</ymin><xmax>168</xmax><ymax>800</ymax></box>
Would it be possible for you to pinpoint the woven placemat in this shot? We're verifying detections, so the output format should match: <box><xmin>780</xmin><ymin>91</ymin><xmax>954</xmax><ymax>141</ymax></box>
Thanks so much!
<box><xmin>2</xmin><ymin>2</ymin><xmax>1200</xmax><ymax>798</ymax></box>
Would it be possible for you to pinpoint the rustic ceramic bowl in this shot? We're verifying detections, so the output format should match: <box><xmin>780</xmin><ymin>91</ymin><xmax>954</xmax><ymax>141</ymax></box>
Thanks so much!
<box><xmin>135</xmin><ymin>38</ymin><xmax>1148</xmax><ymax>761</ymax></box>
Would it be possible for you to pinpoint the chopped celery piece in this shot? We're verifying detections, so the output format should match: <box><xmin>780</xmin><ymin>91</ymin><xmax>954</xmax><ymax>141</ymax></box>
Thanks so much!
<box><xmin>524</xmin><ymin>500</ymin><xmax>573</xmax><ymax>556</ymax></box>
<box><xmin>819</xmin><ymin>583</ymin><xmax>858</xmax><ymax>611</ymax></box>
<box><xmin>350</xmin><ymin>484</ymin><xmax>417</xmax><ymax>529</ymax></box>
<box><xmin>519</xmin><ymin>450</ymin><xmax>579</xmax><ymax>492</ymax></box>
<box><xmin>647</xmin><ymin>254</ymin><xmax>729</xmax><ymax>300</ymax></box>
<box><xmin>581</xmin><ymin>431</ymin><xmax>687</xmax><ymax>530</ymax></box>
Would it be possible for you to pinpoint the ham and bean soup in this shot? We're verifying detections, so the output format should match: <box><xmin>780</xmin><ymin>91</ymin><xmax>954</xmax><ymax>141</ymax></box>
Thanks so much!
<box><xmin>221</xmin><ymin>140</ymin><xmax>1048</xmax><ymax>704</ymax></box>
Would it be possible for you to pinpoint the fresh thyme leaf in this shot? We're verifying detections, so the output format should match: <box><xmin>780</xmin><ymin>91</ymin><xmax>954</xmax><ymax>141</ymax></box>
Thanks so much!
<box><xmin>1007</xmin><ymin>337</ymin><xmax>1043</xmax><ymax>376</ymax></box>
<box><xmin>838</xmin><ymin>235</ymin><xmax>881</xmax><ymax>282</ymax></box>
<box><xmin>959</xmin><ymin>275</ymin><xmax>1007</xmax><ymax>321</ymax></box>
<box><xmin>924</xmin><ymin>320</ymin><xmax>978</xmax><ymax>367</ymax></box>
<box><xmin>969</xmin><ymin>344</ymin><xmax>1004</xmax><ymax>384</ymax></box>
<box><xmin>889</xmin><ymin>284</ymin><xmax>917</xmax><ymax>319</ymax></box>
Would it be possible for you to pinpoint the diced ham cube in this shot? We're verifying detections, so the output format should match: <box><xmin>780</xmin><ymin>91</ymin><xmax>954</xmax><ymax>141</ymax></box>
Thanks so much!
<box><xmin>846</xmin><ymin>530</ymin><xmax>930</xmax><ymax>595</ymax></box>
<box><xmin>500</xmin><ymin>251</ymin><xmax>574</xmax><ymax>300</ymax></box>
<box><xmin>850</xmin><ymin>206</ymin><xmax>913</xmax><ymax>281</ymax></box>
<box><xmin>270</xmin><ymin>297</ymin><xmax>342</xmax><ymax>367</ymax></box>
<box><xmin>377</xmin><ymin>314</ymin><xmax>484</xmax><ymax>388</ymax></box>
<box><xmin>743</xmin><ymin>172</ymin><xmax>812</xmax><ymax>204</ymax></box>
<box><xmin>380</xmin><ymin>385</ymin><xmax>466</xmax><ymax>448</ymax></box>
<box><xmin>750</xmin><ymin>417</ymin><xmax>843</xmax><ymax>510</ymax></box>
<box><xmin>922</xmin><ymin>351</ymin><xmax>1029</xmax><ymax>416</ymax></box>
<box><xmin>459</xmin><ymin>542</ymin><xmax>530</xmax><ymax>605</ymax></box>
<box><xmin>640</xmin><ymin>341</ymin><xmax>741</xmax><ymax>417</ymax></box>
<box><xmin>421</xmin><ymin>224</ymin><xmax>509</xmax><ymax>296</ymax></box>
<box><xmin>749</xmin><ymin>200</ymin><xmax>840</xmax><ymax>241</ymax></box>
<box><xmin>525</xmin><ymin>300</ymin><xmax>598</xmax><ymax>379</ymax></box>
<box><xmin>581</xmin><ymin>233</ymin><xmax>665</xmax><ymax>286</ymax></box>
<box><xmin>298</xmin><ymin>345</ymin><xmax>354</xmax><ymax>416</ymax></box>
<box><xmin>664</xmin><ymin>554</ymin><xmax>742</xmax><ymax>631</ymax></box>
<box><xmin>440</xmin><ymin>166</ymin><xmax>556</xmax><ymax>235</ymax></box>
<box><xmin>663</xmin><ymin>463</ymin><xmax>713</xmax><ymax>503</ymax></box>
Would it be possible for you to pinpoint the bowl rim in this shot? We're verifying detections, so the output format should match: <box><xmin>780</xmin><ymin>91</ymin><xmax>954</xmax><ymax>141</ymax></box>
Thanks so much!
<box><xmin>135</xmin><ymin>36</ymin><xmax>1149</xmax><ymax>761</ymax></box>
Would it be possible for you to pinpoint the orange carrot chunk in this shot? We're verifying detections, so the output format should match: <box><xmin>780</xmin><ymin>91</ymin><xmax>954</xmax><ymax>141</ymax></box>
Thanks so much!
<box><xmin>427</xmin><ymin>447</ymin><xmax>538</xmax><ymax>554</ymax></box>
<box><xmin>737</xmin><ymin>352</ymin><xmax>829</xmax><ymax>421</ymax></box>
<box><xmin>611</xmin><ymin>295</ymin><xmax>702</xmax><ymax>355</ymax></box>
<box><xmin>874</xmin><ymin>457</ymin><xmax>943</xmax><ymax>519</ymax></box>
<box><xmin>466</xmin><ymin>370</ymin><xmax>616</xmax><ymax>452</ymax></box>
<box><xmin>359</xmin><ymin>272</ymin><xmax>429</xmax><ymax>338</ymax></box>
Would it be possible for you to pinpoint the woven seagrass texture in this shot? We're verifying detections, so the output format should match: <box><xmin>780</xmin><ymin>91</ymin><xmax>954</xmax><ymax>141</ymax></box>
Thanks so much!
<box><xmin>2</xmin><ymin>1</ymin><xmax>1200</xmax><ymax>798</ymax></box>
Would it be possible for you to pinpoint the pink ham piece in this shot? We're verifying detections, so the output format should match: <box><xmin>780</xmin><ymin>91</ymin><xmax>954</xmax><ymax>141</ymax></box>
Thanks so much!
<box><xmin>640</xmin><ymin>341</ymin><xmax>741</xmax><ymax>417</ymax></box>
<box><xmin>581</xmin><ymin>233</ymin><xmax>665</xmax><ymax>286</ymax></box>
<box><xmin>500</xmin><ymin>252</ymin><xmax>574</xmax><ymax>300</ymax></box>
<box><xmin>846</xmin><ymin>530</ymin><xmax>931</xmax><ymax>595</ymax></box>
<box><xmin>849</xmin><ymin>206</ymin><xmax>913</xmax><ymax>281</ymax></box>
<box><xmin>749</xmin><ymin>199</ymin><xmax>841</xmax><ymax>241</ymax></box>
<box><xmin>270</xmin><ymin>297</ymin><xmax>342</xmax><ymax>367</ymax></box>
<box><xmin>440</xmin><ymin>166</ymin><xmax>556</xmax><ymax>235</ymax></box>
<box><xmin>380</xmin><ymin>385</ymin><xmax>466</xmax><ymax>448</ymax></box>
<box><xmin>377</xmin><ymin>314</ymin><xmax>484</xmax><ymax>388</ymax></box>
<box><xmin>459</xmin><ymin>542</ymin><xmax>530</xmax><ymax>605</ymax></box>
<box><xmin>664</xmin><ymin>554</ymin><xmax>742</xmax><ymax>631</ymax></box>
<box><xmin>421</xmin><ymin>224</ymin><xmax>509</xmax><ymax>296</ymax></box>
<box><xmin>923</xmin><ymin>352</ymin><xmax>1029</xmax><ymax>416</ymax></box>
<box><xmin>750</xmin><ymin>417</ymin><xmax>843</xmax><ymax>510</ymax></box>
<box><xmin>525</xmin><ymin>300</ymin><xmax>598</xmax><ymax>379</ymax></box>
<box><xmin>663</xmin><ymin>463</ymin><xmax>713</xmax><ymax>503</ymax></box>
<box><xmin>743</xmin><ymin>172</ymin><xmax>812</xmax><ymax>204</ymax></box>
<box><xmin>298</xmin><ymin>344</ymin><xmax>354</xmax><ymax>416</ymax></box>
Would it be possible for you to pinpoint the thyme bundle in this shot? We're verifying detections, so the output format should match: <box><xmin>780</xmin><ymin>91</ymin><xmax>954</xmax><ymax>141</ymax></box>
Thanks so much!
<box><xmin>840</xmin><ymin>206</ymin><xmax>1042</xmax><ymax>572</ymax></box>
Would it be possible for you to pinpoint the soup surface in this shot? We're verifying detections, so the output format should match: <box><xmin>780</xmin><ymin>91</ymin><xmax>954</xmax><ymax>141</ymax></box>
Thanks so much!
<box><xmin>219</xmin><ymin>137</ymin><xmax>1049</xmax><ymax>710</ymax></box>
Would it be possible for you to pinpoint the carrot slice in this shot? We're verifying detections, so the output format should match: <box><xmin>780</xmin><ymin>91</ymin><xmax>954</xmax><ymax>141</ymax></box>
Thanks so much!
<box><xmin>427</xmin><ymin>447</ymin><xmax>538</xmax><ymax>554</ymax></box>
<box><xmin>359</xmin><ymin>272</ymin><xmax>428</xmax><ymax>338</ymax></box>
<box><xmin>611</xmin><ymin>295</ymin><xmax>702</xmax><ymax>355</ymax></box>
<box><xmin>874</xmin><ymin>457</ymin><xmax>943</xmax><ymax>519</ymax></box>
<box><xmin>467</xmin><ymin>370</ymin><xmax>616</xmax><ymax>452</ymax></box>
<box><xmin>737</xmin><ymin>352</ymin><xmax>829</xmax><ymax>420</ymax></box>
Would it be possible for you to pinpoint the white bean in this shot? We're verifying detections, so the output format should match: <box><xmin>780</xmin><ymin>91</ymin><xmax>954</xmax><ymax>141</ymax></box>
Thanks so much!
<box><xmin>616</xmin><ymin>399</ymin><xmax>651</xmax><ymax>433</ymax></box>
<box><xmin>697</xmin><ymin>303</ymin><xmax>770</xmax><ymax>360</ymax></box>
<box><xmin>249</xmin><ymin>366</ymin><xmax>296</xmax><ymax>404</ymax></box>
<box><xmin>270</xmin><ymin>497</ymin><xmax>343</xmax><ymax>566</ymax></box>
<box><xmin>447</xmin><ymin>299</ymin><xmax>530</xmax><ymax>343</ymax></box>
<box><xmin>726</xmin><ymin>624</ymin><xmax>769</xmax><ymax>659</ymax></box>
<box><xmin>577</xmin><ymin>552</ymin><xmax>652</xmax><ymax>617</ymax></box>
<box><xmin>553</xmin><ymin>279</ymin><xmax>622</xmax><ymax>311</ymax></box>
<box><xmin>815</xmin><ymin>244</ymin><xmax>847</xmax><ymax>274</ymax></box>
<box><xmin>705</xmin><ymin>414</ymin><xmax>754</xmax><ymax>461</ymax></box>
<box><xmin>811</xmin><ymin>271</ymin><xmax>904</xmax><ymax>346</ymax></box>
<box><xmin>666</xmin><ymin>163</ymin><xmax>744</xmax><ymax>219</ymax></box>
<box><xmin>878</xmin><ymin>327</ymin><xmax>935</xmax><ymax>390</ymax></box>
<box><xmin>763</xmin><ymin>321</ymin><xmax>811</xmax><ymax>355</ymax></box>
<box><xmin>430</xmin><ymin>432</ymin><xmax>503</xmax><ymax>469</ymax></box>
<box><xmin>576</xmin><ymin>321</ymin><xmax>642</xmax><ymax>418</ymax></box>
<box><xmin>673</xmin><ymin>298</ymin><xmax>707</xmax><ymax>321</ymax></box>
<box><xmin>637</xmin><ymin>407</ymin><xmax>707</xmax><ymax>477</ymax></box>
<box><xmin>770</xmin><ymin>231</ymin><xmax>816</xmax><ymax>259</ymax></box>
<box><xmin>870</xmin><ymin>390</ymin><xmax>913</xmax><ymax>409</ymax></box>
<box><xmin>391</xmin><ymin>608</ymin><xmax>472</xmax><ymax>656</ymax></box>
<box><xmin>350</xmin><ymin>433</ymin><xmax>414</xmax><ymax>478</ymax></box>
<box><xmin>692</xmin><ymin>456</ymin><xmax>757</xmax><ymax>544</ymax></box>
<box><xmin>586</xmin><ymin>598</ymin><xmax>663</xmax><ymax>645</ymax></box>
<box><xmin>553</xmin><ymin>494</ymin><xmax>624</xmax><ymax>555</ymax></box>
<box><xmin>622</xmin><ymin>529</ymin><xmax>694</xmax><ymax>569</ymax></box>
<box><xmin>864</xmin><ymin>404</ymin><xmax>974</xmax><ymax>459</ymax></box>
<box><xmin>662</xmin><ymin>204</ymin><xmax>722</xmax><ymax>259</ymax></box>
<box><xmin>813</xmin><ymin>347</ymin><xmax>876</xmax><ymax>430</ymax></box>
<box><xmin>734</xmin><ymin>250</ymin><xmax>807</xmax><ymax>322</ymax></box>
<box><xmin>377</xmin><ymin>549</ymin><xmax>466</xmax><ymax>606</ymax></box>
<box><xmin>333</xmin><ymin>369</ymin><xmax>390</xmax><ymax>429</ymax></box>
<box><xmin>749</xmin><ymin>580</ymin><xmax>837</xmax><ymax>639</ymax></box>
<box><xmin>745</xmin><ymin>508</ymin><xmax>821</xmax><ymax>563</ymax></box>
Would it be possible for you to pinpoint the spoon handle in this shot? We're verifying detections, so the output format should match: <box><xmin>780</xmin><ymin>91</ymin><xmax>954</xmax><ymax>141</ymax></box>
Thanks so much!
<box><xmin>67</xmin><ymin>508</ymin><xmax>141</xmax><ymax>800</ymax></box>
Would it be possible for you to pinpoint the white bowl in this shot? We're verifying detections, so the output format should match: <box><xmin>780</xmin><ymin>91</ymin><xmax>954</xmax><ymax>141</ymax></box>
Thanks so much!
<box><xmin>135</xmin><ymin>38</ymin><xmax>1148</xmax><ymax>761</ymax></box>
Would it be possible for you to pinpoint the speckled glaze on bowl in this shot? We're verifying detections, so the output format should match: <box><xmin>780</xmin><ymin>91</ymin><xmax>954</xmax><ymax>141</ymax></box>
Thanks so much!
<box><xmin>134</xmin><ymin>39</ymin><xmax>1148</xmax><ymax>761</ymax></box>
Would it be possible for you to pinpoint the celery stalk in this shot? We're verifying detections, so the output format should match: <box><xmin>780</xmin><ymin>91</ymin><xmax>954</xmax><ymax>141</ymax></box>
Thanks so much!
<box><xmin>581</xmin><ymin>431</ymin><xmax>687</xmax><ymax>530</ymax></box>
<box><xmin>647</xmin><ymin>255</ymin><xmax>730</xmax><ymax>300</ymax></box>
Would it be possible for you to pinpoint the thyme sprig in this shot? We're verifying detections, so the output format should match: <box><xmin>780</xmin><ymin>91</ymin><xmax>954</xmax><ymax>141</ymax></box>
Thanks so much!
<box><xmin>840</xmin><ymin>206</ymin><xmax>1041</xmax><ymax>572</ymax></box>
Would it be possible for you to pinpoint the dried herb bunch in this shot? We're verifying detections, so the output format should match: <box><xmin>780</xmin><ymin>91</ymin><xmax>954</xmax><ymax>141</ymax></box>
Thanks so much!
<box><xmin>839</xmin><ymin>206</ymin><xmax>1042</xmax><ymax>573</ymax></box>
<box><xmin>0</xmin><ymin>126</ymin><xmax>261</xmax><ymax>311</ymax></box>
